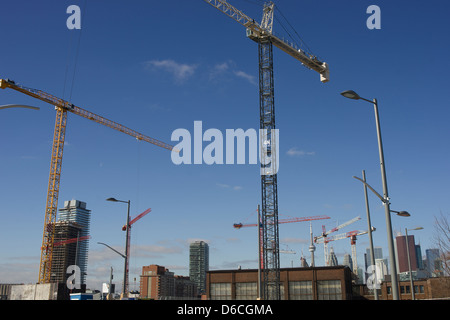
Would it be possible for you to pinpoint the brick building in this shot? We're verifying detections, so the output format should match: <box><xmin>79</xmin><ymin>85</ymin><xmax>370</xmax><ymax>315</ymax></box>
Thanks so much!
<box><xmin>381</xmin><ymin>277</ymin><xmax>450</xmax><ymax>300</ymax></box>
<box><xmin>139</xmin><ymin>265</ymin><xmax>197</xmax><ymax>300</ymax></box>
<box><xmin>206</xmin><ymin>266</ymin><xmax>353</xmax><ymax>300</ymax></box>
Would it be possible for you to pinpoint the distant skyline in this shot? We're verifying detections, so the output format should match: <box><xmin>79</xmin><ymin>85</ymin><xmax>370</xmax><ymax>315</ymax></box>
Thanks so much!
<box><xmin>1</xmin><ymin>0</ymin><xmax>449</xmax><ymax>291</ymax></box>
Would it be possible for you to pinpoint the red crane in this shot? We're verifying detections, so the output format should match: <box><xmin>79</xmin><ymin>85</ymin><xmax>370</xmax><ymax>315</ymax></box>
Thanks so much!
<box><xmin>53</xmin><ymin>235</ymin><xmax>91</xmax><ymax>247</ymax></box>
<box><xmin>122</xmin><ymin>208</ymin><xmax>151</xmax><ymax>296</ymax></box>
<box><xmin>233</xmin><ymin>215</ymin><xmax>330</xmax><ymax>229</ymax></box>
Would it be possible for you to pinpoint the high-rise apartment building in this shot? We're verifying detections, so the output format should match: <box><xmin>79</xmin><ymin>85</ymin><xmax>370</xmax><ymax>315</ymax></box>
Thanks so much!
<box><xmin>364</xmin><ymin>247</ymin><xmax>383</xmax><ymax>269</ymax></box>
<box><xmin>415</xmin><ymin>244</ymin><xmax>424</xmax><ymax>270</ymax></box>
<box><xmin>55</xmin><ymin>200</ymin><xmax>91</xmax><ymax>285</ymax></box>
<box><xmin>375</xmin><ymin>258</ymin><xmax>388</xmax><ymax>282</ymax></box>
<box><xmin>189</xmin><ymin>241</ymin><xmax>209</xmax><ymax>294</ymax></box>
<box><xmin>425</xmin><ymin>249</ymin><xmax>443</xmax><ymax>276</ymax></box>
<box><xmin>343</xmin><ymin>253</ymin><xmax>353</xmax><ymax>270</ymax></box>
<box><xmin>50</xmin><ymin>221</ymin><xmax>83</xmax><ymax>284</ymax></box>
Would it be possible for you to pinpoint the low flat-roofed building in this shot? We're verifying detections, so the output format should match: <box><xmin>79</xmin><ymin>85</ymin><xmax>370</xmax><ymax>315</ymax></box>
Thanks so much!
<box><xmin>207</xmin><ymin>266</ymin><xmax>353</xmax><ymax>300</ymax></box>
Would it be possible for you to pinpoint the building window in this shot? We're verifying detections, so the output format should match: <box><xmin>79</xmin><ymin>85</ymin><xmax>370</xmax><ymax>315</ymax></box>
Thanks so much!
<box><xmin>419</xmin><ymin>285</ymin><xmax>424</xmax><ymax>293</ymax></box>
<box><xmin>400</xmin><ymin>286</ymin><xmax>405</xmax><ymax>294</ymax></box>
<box><xmin>406</xmin><ymin>285</ymin><xmax>410</xmax><ymax>294</ymax></box>
<box><xmin>317</xmin><ymin>280</ymin><xmax>342</xmax><ymax>300</ymax></box>
<box><xmin>387</xmin><ymin>286</ymin><xmax>391</xmax><ymax>295</ymax></box>
<box><xmin>210</xmin><ymin>283</ymin><xmax>231</xmax><ymax>300</ymax></box>
<box><xmin>236</xmin><ymin>282</ymin><xmax>257</xmax><ymax>300</ymax></box>
<box><xmin>289</xmin><ymin>281</ymin><xmax>313</xmax><ymax>300</ymax></box>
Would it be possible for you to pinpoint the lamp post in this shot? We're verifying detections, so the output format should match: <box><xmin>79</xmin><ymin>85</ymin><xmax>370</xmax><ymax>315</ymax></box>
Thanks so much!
<box><xmin>342</xmin><ymin>90</ymin><xmax>401</xmax><ymax>300</ymax></box>
<box><xmin>352</xmin><ymin>176</ymin><xmax>409</xmax><ymax>299</ymax></box>
<box><xmin>405</xmin><ymin>227</ymin><xmax>423</xmax><ymax>300</ymax></box>
<box><xmin>106</xmin><ymin>197</ymin><xmax>131</xmax><ymax>299</ymax></box>
<box><xmin>361</xmin><ymin>170</ymin><xmax>378</xmax><ymax>300</ymax></box>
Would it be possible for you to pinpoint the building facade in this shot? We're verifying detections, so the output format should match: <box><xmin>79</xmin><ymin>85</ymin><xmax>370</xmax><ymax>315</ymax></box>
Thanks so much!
<box><xmin>57</xmin><ymin>200</ymin><xmax>91</xmax><ymax>285</ymax></box>
<box><xmin>327</xmin><ymin>247</ymin><xmax>338</xmax><ymax>267</ymax></box>
<box><xmin>395</xmin><ymin>235</ymin><xmax>418</xmax><ymax>273</ymax></box>
<box><xmin>343</xmin><ymin>253</ymin><xmax>353</xmax><ymax>270</ymax></box>
<box><xmin>381</xmin><ymin>277</ymin><xmax>450</xmax><ymax>300</ymax></box>
<box><xmin>425</xmin><ymin>248</ymin><xmax>443</xmax><ymax>277</ymax></box>
<box><xmin>139</xmin><ymin>265</ymin><xmax>197</xmax><ymax>300</ymax></box>
<box><xmin>50</xmin><ymin>221</ymin><xmax>84</xmax><ymax>284</ymax></box>
<box><xmin>189</xmin><ymin>241</ymin><xmax>209</xmax><ymax>294</ymax></box>
<box><xmin>206</xmin><ymin>266</ymin><xmax>353</xmax><ymax>300</ymax></box>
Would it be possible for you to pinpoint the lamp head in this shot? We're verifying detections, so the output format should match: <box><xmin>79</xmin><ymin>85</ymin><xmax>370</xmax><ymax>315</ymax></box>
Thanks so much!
<box><xmin>341</xmin><ymin>90</ymin><xmax>361</xmax><ymax>100</ymax></box>
<box><xmin>106</xmin><ymin>197</ymin><xmax>118</xmax><ymax>202</ymax></box>
<box><xmin>396</xmin><ymin>211</ymin><xmax>411</xmax><ymax>217</ymax></box>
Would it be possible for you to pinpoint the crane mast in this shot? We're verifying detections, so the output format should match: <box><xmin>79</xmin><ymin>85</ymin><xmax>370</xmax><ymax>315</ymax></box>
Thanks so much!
<box><xmin>1</xmin><ymin>78</ymin><xmax>174</xmax><ymax>284</ymax></box>
<box><xmin>204</xmin><ymin>0</ymin><xmax>329</xmax><ymax>300</ymax></box>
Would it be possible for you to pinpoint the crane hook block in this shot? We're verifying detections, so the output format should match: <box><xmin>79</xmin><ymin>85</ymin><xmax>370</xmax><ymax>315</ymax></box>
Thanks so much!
<box><xmin>320</xmin><ymin>63</ymin><xmax>330</xmax><ymax>83</ymax></box>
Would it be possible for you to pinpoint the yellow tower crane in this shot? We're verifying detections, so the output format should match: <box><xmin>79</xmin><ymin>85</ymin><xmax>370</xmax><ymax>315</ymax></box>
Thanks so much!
<box><xmin>0</xmin><ymin>78</ymin><xmax>175</xmax><ymax>284</ymax></box>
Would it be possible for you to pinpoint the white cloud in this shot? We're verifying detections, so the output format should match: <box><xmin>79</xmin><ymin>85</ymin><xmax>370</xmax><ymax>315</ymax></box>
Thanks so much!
<box><xmin>286</xmin><ymin>147</ymin><xmax>316</xmax><ymax>157</ymax></box>
<box><xmin>145</xmin><ymin>59</ymin><xmax>198</xmax><ymax>82</ymax></box>
<box><xmin>145</xmin><ymin>59</ymin><xmax>256</xmax><ymax>86</ymax></box>
<box><xmin>216</xmin><ymin>183</ymin><xmax>243</xmax><ymax>191</ymax></box>
<box><xmin>281</xmin><ymin>237</ymin><xmax>309</xmax><ymax>244</ymax></box>
<box><xmin>233</xmin><ymin>70</ymin><xmax>256</xmax><ymax>85</ymax></box>
<box><xmin>211</xmin><ymin>61</ymin><xmax>229</xmax><ymax>74</ymax></box>
<box><xmin>208</xmin><ymin>60</ymin><xmax>256</xmax><ymax>85</ymax></box>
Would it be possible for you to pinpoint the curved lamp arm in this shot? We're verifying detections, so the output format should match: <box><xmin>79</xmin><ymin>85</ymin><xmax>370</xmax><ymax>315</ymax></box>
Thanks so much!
<box><xmin>97</xmin><ymin>242</ymin><xmax>126</xmax><ymax>259</ymax></box>
<box><xmin>353</xmin><ymin>176</ymin><xmax>387</xmax><ymax>203</ymax></box>
<box><xmin>0</xmin><ymin>104</ymin><xmax>39</xmax><ymax>110</ymax></box>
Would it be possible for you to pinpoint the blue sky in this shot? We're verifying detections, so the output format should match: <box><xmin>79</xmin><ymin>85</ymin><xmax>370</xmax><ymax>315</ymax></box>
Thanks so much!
<box><xmin>1</xmin><ymin>0</ymin><xmax>449</xmax><ymax>291</ymax></box>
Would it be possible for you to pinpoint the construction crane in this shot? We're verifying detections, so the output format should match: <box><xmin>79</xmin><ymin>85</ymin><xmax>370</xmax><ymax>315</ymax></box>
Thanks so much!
<box><xmin>0</xmin><ymin>78</ymin><xmax>174</xmax><ymax>284</ymax></box>
<box><xmin>234</xmin><ymin>214</ymin><xmax>329</xmax><ymax>272</ymax></box>
<box><xmin>315</xmin><ymin>228</ymin><xmax>376</xmax><ymax>274</ymax></box>
<box><xmin>233</xmin><ymin>215</ymin><xmax>330</xmax><ymax>229</ymax></box>
<box><xmin>204</xmin><ymin>0</ymin><xmax>329</xmax><ymax>300</ymax></box>
<box><xmin>314</xmin><ymin>216</ymin><xmax>361</xmax><ymax>264</ymax></box>
<box><xmin>121</xmin><ymin>208</ymin><xmax>151</xmax><ymax>297</ymax></box>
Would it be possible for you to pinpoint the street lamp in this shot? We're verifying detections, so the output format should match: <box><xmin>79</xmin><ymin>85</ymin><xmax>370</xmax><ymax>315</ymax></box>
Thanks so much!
<box><xmin>106</xmin><ymin>197</ymin><xmax>131</xmax><ymax>299</ymax></box>
<box><xmin>390</xmin><ymin>210</ymin><xmax>410</xmax><ymax>217</ymax></box>
<box><xmin>360</xmin><ymin>170</ymin><xmax>378</xmax><ymax>300</ymax></box>
<box><xmin>405</xmin><ymin>227</ymin><xmax>423</xmax><ymax>300</ymax></box>
<box><xmin>343</xmin><ymin>90</ymin><xmax>401</xmax><ymax>300</ymax></box>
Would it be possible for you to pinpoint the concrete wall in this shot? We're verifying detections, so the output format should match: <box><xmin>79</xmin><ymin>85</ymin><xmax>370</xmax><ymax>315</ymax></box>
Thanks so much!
<box><xmin>10</xmin><ymin>283</ymin><xmax>58</xmax><ymax>300</ymax></box>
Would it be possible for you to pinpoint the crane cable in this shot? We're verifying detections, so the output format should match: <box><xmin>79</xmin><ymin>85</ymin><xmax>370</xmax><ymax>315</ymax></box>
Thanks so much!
<box><xmin>273</xmin><ymin>4</ymin><xmax>319</xmax><ymax>60</ymax></box>
<box><xmin>62</xmin><ymin>0</ymin><xmax>87</xmax><ymax>103</ymax></box>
